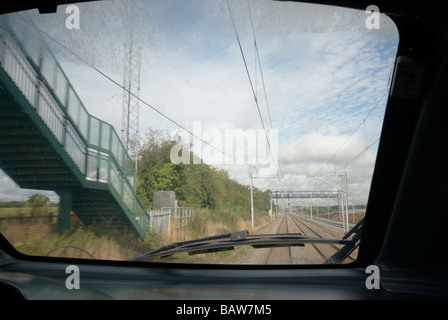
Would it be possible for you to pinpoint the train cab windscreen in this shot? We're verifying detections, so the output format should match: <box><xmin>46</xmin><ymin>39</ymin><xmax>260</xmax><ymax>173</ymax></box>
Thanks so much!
<box><xmin>0</xmin><ymin>0</ymin><xmax>398</xmax><ymax>265</ymax></box>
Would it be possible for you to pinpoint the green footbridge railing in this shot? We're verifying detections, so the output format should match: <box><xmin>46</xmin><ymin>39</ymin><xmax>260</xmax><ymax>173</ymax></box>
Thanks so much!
<box><xmin>0</xmin><ymin>15</ymin><xmax>148</xmax><ymax>238</ymax></box>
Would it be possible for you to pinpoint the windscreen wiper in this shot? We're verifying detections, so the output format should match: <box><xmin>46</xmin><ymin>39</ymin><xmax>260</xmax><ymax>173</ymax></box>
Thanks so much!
<box><xmin>324</xmin><ymin>218</ymin><xmax>364</xmax><ymax>264</ymax></box>
<box><xmin>130</xmin><ymin>230</ymin><xmax>354</xmax><ymax>262</ymax></box>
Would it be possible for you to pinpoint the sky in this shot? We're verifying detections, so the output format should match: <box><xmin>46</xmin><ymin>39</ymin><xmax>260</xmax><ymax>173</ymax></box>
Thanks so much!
<box><xmin>0</xmin><ymin>0</ymin><xmax>399</xmax><ymax>207</ymax></box>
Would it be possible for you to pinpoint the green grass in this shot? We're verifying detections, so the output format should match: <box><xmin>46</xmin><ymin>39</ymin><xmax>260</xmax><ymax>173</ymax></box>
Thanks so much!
<box><xmin>0</xmin><ymin>214</ymin><xmax>152</xmax><ymax>260</ymax></box>
<box><xmin>0</xmin><ymin>206</ymin><xmax>58</xmax><ymax>217</ymax></box>
<box><xmin>0</xmin><ymin>204</ymin><xmax>271</xmax><ymax>262</ymax></box>
<box><xmin>0</xmin><ymin>206</ymin><xmax>31</xmax><ymax>217</ymax></box>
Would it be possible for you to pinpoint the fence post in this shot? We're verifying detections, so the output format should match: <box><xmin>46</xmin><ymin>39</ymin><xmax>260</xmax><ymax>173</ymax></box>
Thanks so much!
<box><xmin>168</xmin><ymin>209</ymin><xmax>171</xmax><ymax>233</ymax></box>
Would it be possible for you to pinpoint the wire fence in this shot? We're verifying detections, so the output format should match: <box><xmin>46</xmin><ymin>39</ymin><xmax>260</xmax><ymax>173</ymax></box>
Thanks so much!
<box><xmin>147</xmin><ymin>207</ymin><xmax>195</xmax><ymax>235</ymax></box>
<box><xmin>0</xmin><ymin>207</ymin><xmax>195</xmax><ymax>236</ymax></box>
<box><xmin>163</xmin><ymin>207</ymin><xmax>195</xmax><ymax>230</ymax></box>
<box><xmin>147</xmin><ymin>209</ymin><xmax>171</xmax><ymax>235</ymax></box>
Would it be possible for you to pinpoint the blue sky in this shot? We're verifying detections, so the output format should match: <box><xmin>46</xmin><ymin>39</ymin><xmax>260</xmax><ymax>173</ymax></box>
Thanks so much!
<box><xmin>0</xmin><ymin>0</ymin><xmax>399</xmax><ymax>206</ymax></box>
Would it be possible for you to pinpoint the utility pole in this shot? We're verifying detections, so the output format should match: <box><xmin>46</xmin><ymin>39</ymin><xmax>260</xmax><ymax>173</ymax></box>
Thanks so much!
<box><xmin>351</xmin><ymin>195</ymin><xmax>355</xmax><ymax>224</ymax></box>
<box><xmin>339</xmin><ymin>175</ymin><xmax>346</xmax><ymax>233</ymax></box>
<box><xmin>344</xmin><ymin>171</ymin><xmax>349</xmax><ymax>233</ymax></box>
<box><xmin>338</xmin><ymin>172</ymin><xmax>350</xmax><ymax>233</ymax></box>
<box><xmin>310</xmin><ymin>193</ymin><xmax>313</xmax><ymax>220</ymax></box>
<box><xmin>249</xmin><ymin>167</ymin><xmax>254</xmax><ymax>232</ymax></box>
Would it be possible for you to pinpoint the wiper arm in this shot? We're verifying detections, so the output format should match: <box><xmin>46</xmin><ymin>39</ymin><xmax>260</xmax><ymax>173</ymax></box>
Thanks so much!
<box><xmin>324</xmin><ymin>218</ymin><xmax>364</xmax><ymax>264</ymax></box>
<box><xmin>130</xmin><ymin>230</ymin><xmax>353</xmax><ymax>262</ymax></box>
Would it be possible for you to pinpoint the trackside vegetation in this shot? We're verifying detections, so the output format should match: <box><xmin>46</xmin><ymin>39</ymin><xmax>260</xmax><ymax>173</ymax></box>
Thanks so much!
<box><xmin>136</xmin><ymin>129</ymin><xmax>269</xmax><ymax>213</ymax></box>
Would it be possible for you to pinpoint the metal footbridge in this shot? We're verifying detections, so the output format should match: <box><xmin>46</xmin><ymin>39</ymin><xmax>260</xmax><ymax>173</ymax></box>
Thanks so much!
<box><xmin>0</xmin><ymin>16</ymin><xmax>148</xmax><ymax>238</ymax></box>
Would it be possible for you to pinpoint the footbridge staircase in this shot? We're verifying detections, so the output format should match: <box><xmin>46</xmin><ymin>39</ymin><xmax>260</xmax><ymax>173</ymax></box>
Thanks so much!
<box><xmin>0</xmin><ymin>15</ymin><xmax>149</xmax><ymax>238</ymax></box>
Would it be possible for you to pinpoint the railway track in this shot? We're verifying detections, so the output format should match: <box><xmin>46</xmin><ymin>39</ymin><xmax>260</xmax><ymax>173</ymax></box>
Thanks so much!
<box><xmin>288</xmin><ymin>215</ymin><xmax>329</xmax><ymax>261</ymax></box>
<box><xmin>305</xmin><ymin>215</ymin><xmax>355</xmax><ymax>233</ymax></box>
<box><xmin>263</xmin><ymin>213</ymin><xmax>355</xmax><ymax>264</ymax></box>
<box><xmin>264</xmin><ymin>213</ymin><xmax>293</xmax><ymax>264</ymax></box>
<box><xmin>289</xmin><ymin>214</ymin><xmax>356</xmax><ymax>264</ymax></box>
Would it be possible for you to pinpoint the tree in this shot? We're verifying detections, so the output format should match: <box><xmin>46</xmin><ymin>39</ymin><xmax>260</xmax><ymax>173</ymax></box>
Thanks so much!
<box><xmin>136</xmin><ymin>128</ymin><xmax>270</xmax><ymax>213</ymax></box>
<box><xmin>137</xmin><ymin>129</ymin><xmax>182</xmax><ymax>207</ymax></box>
<box><xmin>27</xmin><ymin>193</ymin><xmax>50</xmax><ymax>216</ymax></box>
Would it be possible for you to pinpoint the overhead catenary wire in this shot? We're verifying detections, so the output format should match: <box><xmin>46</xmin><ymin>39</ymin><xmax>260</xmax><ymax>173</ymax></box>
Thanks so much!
<box><xmin>29</xmin><ymin>18</ymin><xmax>250</xmax><ymax>168</ymax></box>
<box><xmin>312</xmin><ymin>62</ymin><xmax>395</xmax><ymax>181</ymax></box>
<box><xmin>226</xmin><ymin>1</ymin><xmax>278</xmax><ymax>171</ymax></box>
<box><xmin>312</xmin><ymin>63</ymin><xmax>395</xmax><ymax>196</ymax></box>
<box><xmin>26</xmin><ymin>7</ymin><xmax>384</xmax><ymax>197</ymax></box>
<box><xmin>31</xmin><ymin>5</ymin><xmax>292</xmax><ymax>193</ymax></box>
<box><xmin>246</xmin><ymin>0</ymin><xmax>274</xmax><ymax>133</ymax></box>
<box><xmin>227</xmin><ymin>0</ymin><xmax>291</xmax><ymax>191</ymax></box>
<box><xmin>246</xmin><ymin>0</ymin><xmax>291</xmax><ymax>190</ymax></box>
<box><xmin>312</xmin><ymin>90</ymin><xmax>387</xmax><ymax>178</ymax></box>
<box><xmin>318</xmin><ymin>137</ymin><xmax>380</xmax><ymax>188</ymax></box>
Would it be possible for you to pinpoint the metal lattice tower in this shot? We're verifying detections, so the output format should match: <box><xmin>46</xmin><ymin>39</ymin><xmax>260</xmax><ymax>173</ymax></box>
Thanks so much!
<box><xmin>121</xmin><ymin>0</ymin><xmax>142</xmax><ymax>188</ymax></box>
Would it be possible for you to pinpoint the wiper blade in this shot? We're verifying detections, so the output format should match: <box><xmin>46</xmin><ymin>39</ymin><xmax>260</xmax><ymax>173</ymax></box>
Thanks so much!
<box><xmin>130</xmin><ymin>230</ymin><xmax>353</xmax><ymax>262</ymax></box>
<box><xmin>324</xmin><ymin>218</ymin><xmax>364</xmax><ymax>264</ymax></box>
